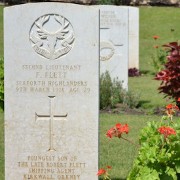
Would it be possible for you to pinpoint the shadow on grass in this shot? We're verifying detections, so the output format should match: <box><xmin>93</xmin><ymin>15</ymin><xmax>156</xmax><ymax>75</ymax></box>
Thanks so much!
<box><xmin>0</xmin><ymin>100</ymin><xmax>3</xmax><ymax>111</ymax></box>
<box><xmin>140</xmin><ymin>70</ymin><xmax>151</xmax><ymax>75</ymax></box>
<box><xmin>138</xmin><ymin>100</ymin><xmax>151</xmax><ymax>107</ymax></box>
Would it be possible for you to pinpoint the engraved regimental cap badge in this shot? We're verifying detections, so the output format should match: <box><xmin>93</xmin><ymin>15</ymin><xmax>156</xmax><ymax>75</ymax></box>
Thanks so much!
<box><xmin>100</xmin><ymin>41</ymin><xmax>115</xmax><ymax>61</ymax></box>
<box><xmin>30</xmin><ymin>14</ymin><xmax>75</xmax><ymax>60</ymax></box>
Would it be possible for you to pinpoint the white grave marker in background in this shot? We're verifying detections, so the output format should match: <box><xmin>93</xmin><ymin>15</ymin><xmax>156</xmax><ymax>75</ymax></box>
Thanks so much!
<box><xmin>99</xmin><ymin>5</ymin><xmax>129</xmax><ymax>90</ymax></box>
<box><xmin>126</xmin><ymin>6</ymin><xmax>139</xmax><ymax>69</ymax></box>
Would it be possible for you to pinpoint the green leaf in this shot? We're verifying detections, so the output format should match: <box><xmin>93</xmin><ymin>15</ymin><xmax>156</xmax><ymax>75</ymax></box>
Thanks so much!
<box><xmin>175</xmin><ymin>160</ymin><xmax>180</xmax><ymax>173</ymax></box>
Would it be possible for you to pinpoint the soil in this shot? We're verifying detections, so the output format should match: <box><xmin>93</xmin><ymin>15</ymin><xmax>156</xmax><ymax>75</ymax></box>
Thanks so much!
<box><xmin>100</xmin><ymin>103</ymin><xmax>147</xmax><ymax>115</ymax></box>
<box><xmin>100</xmin><ymin>103</ymin><xmax>180</xmax><ymax>117</ymax></box>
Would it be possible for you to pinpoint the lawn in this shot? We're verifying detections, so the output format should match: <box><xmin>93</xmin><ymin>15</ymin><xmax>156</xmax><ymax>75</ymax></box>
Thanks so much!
<box><xmin>0</xmin><ymin>112</ymin><xmax>3</xmax><ymax>180</ymax></box>
<box><xmin>99</xmin><ymin>114</ymin><xmax>160</xmax><ymax>179</ymax></box>
<box><xmin>139</xmin><ymin>6</ymin><xmax>180</xmax><ymax>74</ymax></box>
<box><xmin>0</xmin><ymin>5</ymin><xmax>180</xmax><ymax>180</ymax></box>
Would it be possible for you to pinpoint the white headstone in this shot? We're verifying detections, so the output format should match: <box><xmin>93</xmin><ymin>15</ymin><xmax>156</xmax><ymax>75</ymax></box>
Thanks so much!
<box><xmin>4</xmin><ymin>3</ymin><xmax>99</xmax><ymax>180</ymax></box>
<box><xmin>98</xmin><ymin>5</ymin><xmax>129</xmax><ymax>90</ymax></box>
<box><xmin>126</xmin><ymin>6</ymin><xmax>139</xmax><ymax>69</ymax></box>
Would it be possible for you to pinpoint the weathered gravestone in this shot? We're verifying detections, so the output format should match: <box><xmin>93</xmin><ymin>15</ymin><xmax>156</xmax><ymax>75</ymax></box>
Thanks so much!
<box><xmin>98</xmin><ymin>6</ymin><xmax>129</xmax><ymax>90</ymax></box>
<box><xmin>125</xmin><ymin>6</ymin><xmax>139</xmax><ymax>69</ymax></box>
<box><xmin>4</xmin><ymin>3</ymin><xmax>99</xmax><ymax>180</ymax></box>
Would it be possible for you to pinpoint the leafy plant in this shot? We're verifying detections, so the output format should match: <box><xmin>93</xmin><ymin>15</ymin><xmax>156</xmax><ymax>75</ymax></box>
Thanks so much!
<box><xmin>155</xmin><ymin>42</ymin><xmax>180</xmax><ymax>102</ymax></box>
<box><xmin>98</xmin><ymin>102</ymin><xmax>180</xmax><ymax>180</ymax></box>
<box><xmin>128</xmin><ymin>68</ymin><xmax>140</xmax><ymax>77</ymax></box>
<box><xmin>127</xmin><ymin>103</ymin><xmax>180</xmax><ymax>180</ymax></box>
<box><xmin>151</xmin><ymin>36</ymin><xmax>167</xmax><ymax>73</ymax></box>
<box><xmin>100</xmin><ymin>71</ymin><xmax>140</xmax><ymax>109</ymax></box>
<box><xmin>96</xmin><ymin>0</ymin><xmax>131</xmax><ymax>5</ymax></box>
<box><xmin>100</xmin><ymin>71</ymin><xmax>113</xmax><ymax>109</ymax></box>
<box><xmin>122</xmin><ymin>90</ymin><xmax>140</xmax><ymax>109</ymax></box>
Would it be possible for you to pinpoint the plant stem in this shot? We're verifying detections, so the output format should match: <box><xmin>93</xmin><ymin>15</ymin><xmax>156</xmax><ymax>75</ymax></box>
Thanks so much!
<box><xmin>121</xmin><ymin>136</ymin><xmax>140</xmax><ymax>148</ymax></box>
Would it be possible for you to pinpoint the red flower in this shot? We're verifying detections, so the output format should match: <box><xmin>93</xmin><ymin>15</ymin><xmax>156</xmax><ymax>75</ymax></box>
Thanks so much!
<box><xmin>153</xmin><ymin>35</ymin><xmax>159</xmax><ymax>40</ymax></box>
<box><xmin>106</xmin><ymin>127</ymin><xmax>115</xmax><ymax>138</ymax></box>
<box><xmin>116</xmin><ymin>123</ymin><xmax>121</xmax><ymax>129</ymax></box>
<box><xmin>107</xmin><ymin>166</ymin><xmax>112</xmax><ymax>169</ymax></box>
<box><xmin>158</xmin><ymin>126</ymin><xmax>176</xmax><ymax>138</ymax></box>
<box><xmin>166</xmin><ymin>103</ymin><xmax>179</xmax><ymax>110</ymax></box>
<box><xmin>116</xmin><ymin>123</ymin><xmax>129</xmax><ymax>134</ymax></box>
<box><xmin>165</xmin><ymin>103</ymin><xmax>179</xmax><ymax>116</ymax></box>
<box><xmin>178</xmin><ymin>97</ymin><xmax>180</xmax><ymax>102</ymax></box>
<box><xmin>121</xmin><ymin>124</ymin><xmax>129</xmax><ymax>134</ymax></box>
<box><xmin>106</xmin><ymin>123</ymin><xmax>129</xmax><ymax>139</ymax></box>
<box><xmin>166</xmin><ymin>104</ymin><xmax>173</xmax><ymax>109</ymax></box>
<box><xmin>97</xmin><ymin>169</ymin><xmax>106</xmax><ymax>176</ymax></box>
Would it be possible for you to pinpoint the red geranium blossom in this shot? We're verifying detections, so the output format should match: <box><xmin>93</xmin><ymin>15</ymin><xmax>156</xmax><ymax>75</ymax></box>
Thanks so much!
<box><xmin>165</xmin><ymin>103</ymin><xmax>179</xmax><ymax>116</ymax></box>
<box><xmin>158</xmin><ymin>126</ymin><xmax>176</xmax><ymax>138</ymax></box>
<box><xmin>106</xmin><ymin>123</ymin><xmax>129</xmax><ymax>138</ymax></box>
<box><xmin>166</xmin><ymin>104</ymin><xmax>173</xmax><ymax>109</ymax></box>
<box><xmin>97</xmin><ymin>168</ymin><xmax>106</xmax><ymax>176</ymax></box>
<box><xmin>106</xmin><ymin>127</ymin><xmax>115</xmax><ymax>138</ymax></box>
<box><xmin>153</xmin><ymin>35</ymin><xmax>159</xmax><ymax>40</ymax></box>
<box><xmin>116</xmin><ymin>123</ymin><xmax>129</xmax><ymax>134</ymax></box>
<box><xmin>97</xmin><ymin>166</ymin><xmax>112</xmax><ymax>179</ymax></box>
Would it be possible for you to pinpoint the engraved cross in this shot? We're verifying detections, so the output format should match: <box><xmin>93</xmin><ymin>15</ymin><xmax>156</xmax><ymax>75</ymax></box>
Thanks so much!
<box><xmin>35</xmin><ymin>96</ymin><xmax>67</xmax><ymax>152</ymax></box>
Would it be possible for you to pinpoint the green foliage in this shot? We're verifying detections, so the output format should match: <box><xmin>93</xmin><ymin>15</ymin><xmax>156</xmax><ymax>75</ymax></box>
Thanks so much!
<box><xmin>122</xmin><ymin>90</ymin><xmax>140</xmax><ymax>109</ymax></box>
<box><xmin>110</xmin><ymin>78</ymin><xmax>124</xmax><ymax>108</ymax></box>
<box><xmin>127</xmin><ymin>120</ymin><xmax>180</xmax><ymax>180</ymax></box>
<box><xmin>151</xmin><ymin>47</ymin><xmax>167</xmax><ymax>74</ymax></box>
<box><xmin>96</xmin><ymin>0</ymin><xmax>125</xmax><ymax>5</ymax></box>
<box><xmin>100</xmin><ymin>71</ymin><xmax>140</xmax><ymax>109</ymax></box>
<box><xmin>96</xmin><ymin>0</ymin><xmax>114</xmax><ymax>5</ymax></box>
<box><xmin>100</xmin><ymin>71</ymin><xmax>113</xmax><ymax>109</ymax></box>
<box><xmin>140</xmin><ymin>7</ymin><xmax>180</xmax><ymax>74</ymax></box>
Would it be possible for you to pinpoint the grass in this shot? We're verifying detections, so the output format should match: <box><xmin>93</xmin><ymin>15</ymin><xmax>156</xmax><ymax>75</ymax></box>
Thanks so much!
<box><xmin>140</xmin><ymin>7</ymin><xmax>180</xmax><ymax>74</ymax></box>
<box><xmin>128</xmin><ymin>6</ymin><xmax>180</xmax><ymax>111</ymax></box>
<box><xmin>129</xmin><ymin>75</ymin><xmax>167</xmax><ymax>110</ymax></box>
<box><xmin>0</xmin><ymin>5</ymin><xmax>180</xmax><ymax>180</ymax></box>
<box><xmin>0</xmin><ymin>112</ymin><xmax>3</xmax><ymax>180</ymax></box>
<box><xmin>99</xmin><ymin>114</ymin><xmax>162</xmax><ymax>179</ymax></box>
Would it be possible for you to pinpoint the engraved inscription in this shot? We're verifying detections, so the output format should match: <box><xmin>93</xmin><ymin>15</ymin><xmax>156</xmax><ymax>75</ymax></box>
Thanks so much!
<box><xmin>100</xmin><ymin>41</ymin><xmax>115</xmax><ymax>61</ymax></box>
<box><xmin>18</xmin><ymin>155</ymin><xmax>86</xmax><ymax>179</ymax></box>
<box><xmin>100</xmin><ymin>10</ymin><xmax>125</xmax><ymax>27</ymax></box>
<box><xmin>35</xmin><ymin>96</ymin><xmax>67</xmax><ymax>151</ymax></box>
<box><xmin>16</xmin><ymin>64</ymin><xmax>91</xmax><ymax>95</ymax></box>
<box><xmin>30</xmin><ymin>14</ymin><xmax>75</xmax><ymax>60</ymax></box>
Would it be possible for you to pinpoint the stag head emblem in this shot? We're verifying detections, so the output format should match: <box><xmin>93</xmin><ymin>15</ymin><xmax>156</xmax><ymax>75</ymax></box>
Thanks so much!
<box><xmin>30</xmin><ymin>14</ymin><xmax>75</xmax><ymax>60</ymax></box>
